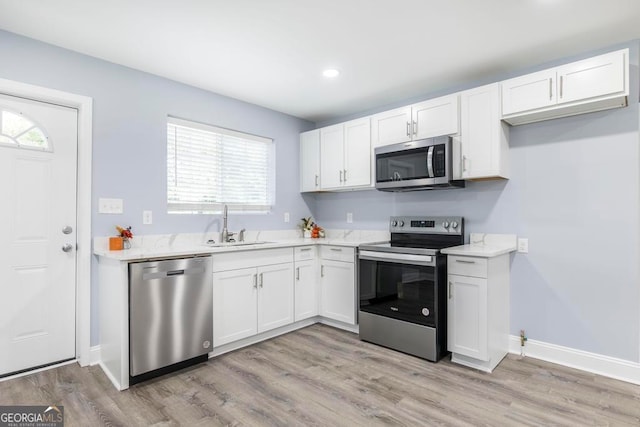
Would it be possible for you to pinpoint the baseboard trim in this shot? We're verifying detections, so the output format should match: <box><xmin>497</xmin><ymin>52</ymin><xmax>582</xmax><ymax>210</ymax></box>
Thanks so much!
<box><xmin>508</xmin><ymin>335</ymin><xmax>640</xmax><ymax>385</ymax></box>
<box><xmin>89</xmin><ymin>345</ymin><xmax>101</xmax><ymax>366</ymax></box>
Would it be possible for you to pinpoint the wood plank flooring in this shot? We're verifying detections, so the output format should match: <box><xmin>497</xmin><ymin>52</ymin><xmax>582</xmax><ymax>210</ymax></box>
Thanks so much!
<box><xmin>2</xmin><ymin>324</ymin><xmax>640</xmax><ymax>426</ymax></box>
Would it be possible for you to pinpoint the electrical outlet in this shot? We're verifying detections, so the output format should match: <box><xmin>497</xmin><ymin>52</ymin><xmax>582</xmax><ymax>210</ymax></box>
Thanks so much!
<box><xmin>143</xmin><ymin>210</ymin><xmax>153</xmax><ymax>225</ymax></box>
<box><xmin>98</xmin><ymin>198</ymin><xmax>123</xmax><ymax>214</ymax></box>
<box><xmin>346</xmin><ymin>212</ymin><xmax>353</xmax><ymax>223</ymax></box>
<box><xmin>284</xmin><ymin>212</ymin><xmax>290</xmax><ymax>223</ymax></box>
<box><xmin>517</xmin><ymin>238</ymin><xmax>529</xmax><ymax>253</ymax></box>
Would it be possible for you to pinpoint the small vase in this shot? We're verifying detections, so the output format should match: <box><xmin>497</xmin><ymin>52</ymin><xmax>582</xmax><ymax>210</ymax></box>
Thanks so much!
<box><xmin>303</xmin><ymin>230</ymin><xmax>311</xmax><ymax>238</ymax></box>
<box><xmin>123</xmin><ymin>237</ymin><xmax>131</xmax><ymax>250</ymax></box>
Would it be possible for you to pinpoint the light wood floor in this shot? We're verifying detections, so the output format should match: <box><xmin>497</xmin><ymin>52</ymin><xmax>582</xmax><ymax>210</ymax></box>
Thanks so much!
<box><xmin>2</xmin><ymin>324</ymin><xmax>640</xmax><ymax>426</ymax></box>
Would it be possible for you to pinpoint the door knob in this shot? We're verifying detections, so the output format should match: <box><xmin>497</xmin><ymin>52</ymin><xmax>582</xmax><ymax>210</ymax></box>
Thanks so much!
<box><xmin>62</xmin><ymin>226</ymin><xmax>73</xmax><ymax>234</ymax></box>
<box><xmin>62</xmin><ymin>243</ymin><xmax>73</xmax><ymax>252</ymax></box>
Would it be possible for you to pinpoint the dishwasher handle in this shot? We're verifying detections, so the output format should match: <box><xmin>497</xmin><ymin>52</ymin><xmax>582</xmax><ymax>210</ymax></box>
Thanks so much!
<box><xmin>142</xmin><ymin>266</ymin><xmax>206</xmax><ymax>281</ymax></box>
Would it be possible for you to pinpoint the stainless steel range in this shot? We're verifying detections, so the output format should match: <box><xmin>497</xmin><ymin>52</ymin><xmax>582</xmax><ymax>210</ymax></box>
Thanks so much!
<box><xmin>358</xmin><ymin>216</ymin><xmax>464</xmax><ymax>361</ymax></box>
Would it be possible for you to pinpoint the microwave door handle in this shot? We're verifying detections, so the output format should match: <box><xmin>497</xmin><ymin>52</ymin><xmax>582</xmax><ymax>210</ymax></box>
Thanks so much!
<box><xmin>426</xmin><ymin>146</ymin><xmax>434</xmax><ymax>178</ymax></box>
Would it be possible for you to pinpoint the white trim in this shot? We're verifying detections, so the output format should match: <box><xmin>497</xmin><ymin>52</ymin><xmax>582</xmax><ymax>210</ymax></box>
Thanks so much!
<box><xmin>0</xmin><ymin>78</ymin><xmax>93</xmax><ymax>368</ymax></box>
<box><xmin>509</xmin><ymin>335</ymin><xmax>640</xmax><ymax>385</ymax></box>
<box><xmin>0</xmin><ymin>359</ymin><xmax>78</xmax><ymax>383</ymax></box>
<box><xmin>89</xmin><ymin>345</ymin><xmax>101</xmax><ymax>366</ymax></box>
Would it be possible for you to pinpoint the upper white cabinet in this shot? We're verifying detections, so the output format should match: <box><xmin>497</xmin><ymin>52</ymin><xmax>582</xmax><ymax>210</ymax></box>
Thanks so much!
<box><xmin>502</xmin><ymin>48</ymin><xmax>628</xmax><ymax>125</ymax></box>
<box><xmin>459</xmin><ymin>83</ymin><xmax>509</xmax><ymax>180</ymax></box>
<box><xmin>300</xmin><ymin>129</ymin><xmax>320</xmax><ymax>192</ymax></box>
<box><xmin>371</xmin><ymin>94</ymin><xmax>459</xmax><ymax>147</ymax></box>
<box><xmin>320</xmin><ymin>117</ymin><xmax>371</xmax><ymax>190</ymax></box>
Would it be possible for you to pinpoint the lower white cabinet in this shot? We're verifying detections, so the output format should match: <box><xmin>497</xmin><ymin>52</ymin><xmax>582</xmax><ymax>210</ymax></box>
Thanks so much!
<box><xmin>319</xmin><ymin>246</ymin><xmax>356</xmax><ymax>325</ymax></box>
<box><xmin>446</xmin><ymin>254</ymin><xmax>510</xmax><ymax>373</ymax></box>
<box><xmin>212</xmin><ymin>249</ymin><xmax>294</xmax><ymax>347</ymax></box>
<box><xmin>294</xmin><ymin>246</ymin><xmax>318</xmax><ymax>321</ymax></box>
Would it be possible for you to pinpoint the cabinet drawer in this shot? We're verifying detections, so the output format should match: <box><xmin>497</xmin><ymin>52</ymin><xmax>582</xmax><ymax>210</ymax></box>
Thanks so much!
<box><xmin>320</xmin><ymin>245</ymin><xmax>355</xmax><ymax>262</ymax></box>
<box><xmin>448</xmin><ymin>256</ymin><xmax>487</xmax><ymax>278</ymax></box>
<box><xmin>294</xmin><ymin>246</ymin><xmax>316</xmax><ymax>261</ymax></box>
<box><xmin>213</xmin><ymin>248</ymin><xmax>293</xmax><ymax>272</ymax></box>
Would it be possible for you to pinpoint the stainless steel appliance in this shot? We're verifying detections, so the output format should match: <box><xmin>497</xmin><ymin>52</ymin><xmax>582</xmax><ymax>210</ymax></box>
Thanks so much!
<box><xmin>374</xmin><ymin>136</ymin><xmax>464</xmax><ymax>191</ymax></box>
<box><xmin>358</xmin><ymin>216</ymin><xmax>464</xmax><ymax>361</ymax></box>
<box><xmin>129</xmin><ymin>256</ymin><xmax>213</xmax><ymax>384</ymax></box>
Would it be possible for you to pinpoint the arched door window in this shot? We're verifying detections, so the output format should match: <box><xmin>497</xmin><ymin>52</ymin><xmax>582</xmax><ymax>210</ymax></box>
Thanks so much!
<box><xmin>0</xmin><ymin>109</ymin><xmax>51</xmax><ymax>151</ymax></box>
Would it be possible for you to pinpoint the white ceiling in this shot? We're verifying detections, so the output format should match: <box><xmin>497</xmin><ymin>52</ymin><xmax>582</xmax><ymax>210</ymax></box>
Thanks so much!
<box><xmin>1</xmin><ymin>0</ymin><xmax>639</xmax><ymax>123</ymax></box>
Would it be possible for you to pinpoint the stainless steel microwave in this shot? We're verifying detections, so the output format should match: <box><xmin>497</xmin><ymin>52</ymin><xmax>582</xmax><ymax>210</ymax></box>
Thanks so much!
<box><xmin>374</xmin><ymin>136</ymin><xmax>464</xmax><ymax>191</ymax></box>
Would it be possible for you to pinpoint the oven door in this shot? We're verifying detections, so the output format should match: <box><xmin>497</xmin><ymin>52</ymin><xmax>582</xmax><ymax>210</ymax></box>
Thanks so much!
<box><xmin>358</xmin><ymin>250</ymin><xmax>437</xmax><ymax>327</ymax></box>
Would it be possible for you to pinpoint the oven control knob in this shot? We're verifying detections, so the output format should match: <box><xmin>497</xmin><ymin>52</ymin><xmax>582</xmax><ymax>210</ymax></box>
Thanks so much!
<box><xmin>398</xmin><ymin>220</ymin><xmax>404</xmax><ymax>227</ymax></box>
<box><xmin>442</xmin><ymin>221</ymin><xmax>450</xmax><ymax>228</ymax></box>
<box><xmin>391</xmin><ymin>220</ymin><xmax>398</xmax><ymax>227</ymax></box>
<box><xmin>451</xmin><ymin>221</ymin><xmax>459</xmax><ymax>229</ymax></box>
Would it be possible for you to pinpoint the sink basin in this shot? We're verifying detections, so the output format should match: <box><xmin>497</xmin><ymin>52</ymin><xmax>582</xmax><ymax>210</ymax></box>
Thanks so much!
<box><xmin>203</xmin><ymin>241</ymin><xmax>273</xmax><ymax>248</ymax></box>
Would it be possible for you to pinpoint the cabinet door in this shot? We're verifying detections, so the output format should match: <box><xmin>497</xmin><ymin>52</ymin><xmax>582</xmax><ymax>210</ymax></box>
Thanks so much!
<box><xmin>257</xmin><ymin>263</ymin><xmax>294</xmax><ymax>333</ymax></box>
<box><xmin>213</xmin><ymin>267</ymin><xmax>257</xmax><ymax>347</ymax></box>
<box><xmin>413</xmin><ymin>94</ymin><xmax>459</xmax><ymax>139</ymax></box>
<box><xmin>294</xmin><ymin>259</ymin><xmax>318</xmax><ymax>321</ymax></box>
<box><xmin>447</xmin><ymin>274</ymin><xmax>488</xmax><ymax>361</ymax></box>
<box><xmin>320</xmin><ymin>124</ymin><xmax>345</xmax><ymax>189</ymax></box>
<box><xmin>320</xmin><ymin>260</ymin><xmax>355</xmax><ymax>324</ymax></box>
<box><xmin>557</xmin><ymin>49</ymin><xmax>626</xmax><ymax>105</ymax></box>
<box><xmin>300</xmin><ymin>129</ymin><xmax>320</xmax><ymax>192</ymax></box>
<box><xmin>501</xmin><ymin>69</ymin><xmax>557</xmax><ymax>115</ymax></box>
<box><xmin>343</xmin><ymin>117</ymin><xmax>371</xmax><ymax>188</ymax></box>
<box><xmin>370</xmin><ymin>106</ymin><xmax>412</xmax><ymax>147</ymax></box>
<box><xmin>460</xmin><ymin>83</ymin><xmax>508</xmax><ymax>179</ymax></box>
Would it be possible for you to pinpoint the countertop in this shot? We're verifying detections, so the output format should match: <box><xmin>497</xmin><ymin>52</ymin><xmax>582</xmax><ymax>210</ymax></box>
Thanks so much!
<box><xmin>441</xmin><ymin>233</ymin><xmax>517</xmax><ymax>258</ymax></box>
<box><xmin>94</xmin><ymin>229</ymin><xmax>390</xmax><ymax>262</ymax></box>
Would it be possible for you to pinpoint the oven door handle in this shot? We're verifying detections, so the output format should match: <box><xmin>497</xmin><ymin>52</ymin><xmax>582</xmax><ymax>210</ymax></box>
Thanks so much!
<box><xmin>359</xmin><ymin>250</ymin><xmax>434</xmax><ymax>266</ymax></box>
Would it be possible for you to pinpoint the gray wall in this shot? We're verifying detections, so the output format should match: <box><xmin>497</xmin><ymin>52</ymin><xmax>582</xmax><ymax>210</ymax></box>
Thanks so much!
<box><xmin>0</xmin><ymin>30</ymin><xmax>315</xmax><ymax>345</ymax></box>
<box><xmin>313</xmin><ymin>41</ymin><xmax>640</xmax><ymax>362</ymax></box>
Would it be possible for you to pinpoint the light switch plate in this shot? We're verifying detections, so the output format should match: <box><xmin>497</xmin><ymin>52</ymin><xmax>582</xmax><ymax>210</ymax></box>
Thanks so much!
<box><xmin>517</xmin><ymin>238</ymin><xmax>529</xmax><ymax>253</ymax></box>
<box><xmin>98</xmin><ymin>198</ymin><xmax>123</xmax><ymax>214</ymax></box>
<box><xmin>143</xmin><ymin>210</ymin><xmax>153</xmax><ymax>225</ymax></box>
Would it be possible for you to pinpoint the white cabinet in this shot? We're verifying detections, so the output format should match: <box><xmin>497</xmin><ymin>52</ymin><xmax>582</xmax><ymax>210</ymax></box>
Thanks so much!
<box><xmin>502</xmin><ymin>48</ymin><xmax>628</xmax><ymax>125</ymax></box>
<box><xmin>446</xmin><ymin>254</ymin><xmax>510</xmax><ymax>373</ymax></box>
<box><xmin>300</xmin><ymin>129</ymin><xmax>320</xmax><ymax>192</ymax></box>
<box><xmin>459</xmin><ymin>83</ymin><xmax>509</xmax><ymax>180</ymax></box>
<box><xmin>371</xmin><ymin>94</ymin><xmax>459</xmax><ymax>147</ymax></box>
<box><xmin>320</xmin><ymin>117</ymin><xmax>371</xmax><ymax>190</ymax></box>
<box><xmin>212</xmin><ymin>248</ymin><xmax>294</xmax><ymax>347</ymax></box>
<box><xmin>319</xmin><ymin>246</ymin><xmax>356</xmax><ymax>325</ymax></box>
<box><xmin>294</xmin><ymin>246</ymin><xmax>318</xmax><ymax>321</ymax></box>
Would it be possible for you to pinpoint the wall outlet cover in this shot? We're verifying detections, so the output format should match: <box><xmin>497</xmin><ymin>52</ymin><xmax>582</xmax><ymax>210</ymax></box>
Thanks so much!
<box><xmin>517</xmin><ymin>238</ymin><xmax>529</xmax><ymax>253</ymax></box>
<box><xmin>346</xmin><ymin>212</ymin><xmax>353</xmax><ymax>223</ymax></box>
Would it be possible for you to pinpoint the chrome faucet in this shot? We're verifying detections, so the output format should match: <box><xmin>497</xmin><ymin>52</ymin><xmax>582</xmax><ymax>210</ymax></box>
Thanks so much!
<box><xmin>221</xmin><ymin>205</ymin><xmax>232</xmax><ymax>242</ymax></box>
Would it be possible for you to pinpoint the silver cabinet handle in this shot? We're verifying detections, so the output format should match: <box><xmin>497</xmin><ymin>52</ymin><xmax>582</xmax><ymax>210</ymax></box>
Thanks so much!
<box><xmin>406</xmin><ymin>122</ymin><xmax>411</xmax><ymax>136</ymax></box>
<box><xmin>253</xmin><ymin>274</ymin><xmax>258</xmax><ymax>289</ymax></box>
<box><xmin>455</xmin><ymin>259</ymin><xmax>476</xmax><ymax>264</ymax></box>
<box><xmin>62</xmin><ymin>243</ymin><xmax>73</xmax><ymax>252</ymax></box>
<box><xmin>300</xmin><ymin>247</ymin><xmax>312</xmax><ymax>252</ymax></box>
<box><xmin>259</xmin><ymin>272</ymin><xmax>263</xmax><ymax>287</ymax></box>
<box><xmin>559</xmin><ymin>75</ymin><xmax>564</xmax><ymax>99</ymax></box>
<box><xmin>321</xmin><ymin>265</ymin><xmax>324</xmax><ymax>277</ymax></box>
<box><xmin>343</xmin><ymin>169</ymin><xmax>347</xmax><ymax>182</ymax></box>
<box><xmin>296</xmin><ymin>267</ymin><xmax>300</xmax><ymax>280</ymax></box>
<box><xmin>315</xmin><ymin>174</ymin><xmax>319</xmax><ymax>187</ymax></box>
<box><xmin>339</xmin><ymin>170</ymin><xmax>343</xmax><ymax>183</ymax></box>
<box><xmin>462</xmin><ymin>155</ymin><xmax>468</xmax><ymax>172</ymax></box>
<box><xmin>449</xmin><ymin>281</ymin><xmax>453</xmax><ymax>299</ymax></box>
<box><xmin>412</xmin><ymin>120</ymin><xmax>417</xmax><ymax>135</ymax></box>
<box><xmin>330</xmin><ymin>248</ymin><xmax>342</xmax><ymax>252</ymax></box>
<box><xmin>549</xmin><ymin>77</ymin><xmax>553</xmax><ymax>100</ymax></box>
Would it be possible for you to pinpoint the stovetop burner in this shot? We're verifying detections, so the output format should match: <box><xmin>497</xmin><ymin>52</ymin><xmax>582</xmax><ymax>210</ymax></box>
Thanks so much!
<box><xmin>360</xmin><ymin>216</ymin><xmax>464</xmax><ymax>255</ymax></box>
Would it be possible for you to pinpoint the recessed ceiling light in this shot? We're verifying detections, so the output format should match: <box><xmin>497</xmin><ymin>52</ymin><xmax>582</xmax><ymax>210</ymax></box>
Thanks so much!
<box><xmin>323</xmin><ymin>69</ymin><xmax>340</xmax><ymax>78</ymax></box>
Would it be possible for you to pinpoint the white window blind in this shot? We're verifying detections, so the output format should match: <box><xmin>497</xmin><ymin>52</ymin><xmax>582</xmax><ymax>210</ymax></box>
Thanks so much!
<box><xmin>167</xmin><ymin>117</ymin><xmax>275</xmax><ymax>214</ymax></box>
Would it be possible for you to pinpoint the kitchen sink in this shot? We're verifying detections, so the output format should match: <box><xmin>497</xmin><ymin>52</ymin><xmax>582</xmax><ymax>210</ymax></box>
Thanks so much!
<box><xmin>203</xmin><ymin>241</ymin><xmax>273</xmax><ymax>248</ymax></box>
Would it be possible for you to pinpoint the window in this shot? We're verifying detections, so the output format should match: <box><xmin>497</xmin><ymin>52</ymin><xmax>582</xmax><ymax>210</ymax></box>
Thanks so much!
<box><xmin>167</xmin><ymin>117</ymin><xmax>275</xmax><ymax>214</ymax></box>
<box><xmin>0</xmin><ymin>109</ymin><xmax>50</xmax><ymax>151</ymax></box>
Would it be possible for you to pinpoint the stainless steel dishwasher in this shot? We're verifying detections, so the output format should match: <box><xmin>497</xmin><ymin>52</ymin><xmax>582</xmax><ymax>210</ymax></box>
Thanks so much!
<box><xmin>129</xmin><ymin>256</ymin><xmax>213</xmax><ymax>384</ymax></box>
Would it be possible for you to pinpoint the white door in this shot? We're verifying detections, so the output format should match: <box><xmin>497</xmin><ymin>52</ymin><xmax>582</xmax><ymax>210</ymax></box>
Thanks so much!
<box><xmin>343</xmin><ymin>117</ymin><xmax>371</xmax><ymax>188</ymax></box>
<box><xmin>257</xmin><ymin>263</ymin><xmax>294</xmax><ymax>333</ymax></box>
<box><xmin>0</xmin><ymin>94</ymin><xmax>78</xmax><ymax>376</ymax></box>
<box><xmin>294</xmin><ymin>259</ymin><xmax>318</xmax><ymax>321</ymax></box>
<box><xmin>370</xmin><ymin>106</ymin><xmax>412</xmax><ymax>147</ymax></box>
<box><xmin>320</xmin><ymin>260</ymin><xmax>355</xmax><ymax>324</ymax></box>
<box><xmin>319</xmin><ymin>124</ymin><xmax>344</xmax><ymax>190</ymax></box>
<box><xmin>412</xmin><ymin>94</ymin><xmax>459</xmax><ymax>139</ymax></box>
<box><xmin>501</xmin><ymin>68</ymin><xmax>557</xmax><ymax>116</ymax></box>
<box><xmin>447</xmin><ymin>274</ymin><xmax>488</xmax><ymax>361</ymax></box>
<box><xmin>213</xmin><ymin>267</ymin><xmax>258</xmax><ymax>347</ymax></box>
<box><xmin>299</xmin><ymin>129</ymin><xmax>320</xmax><ymax>192</ymax></box>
